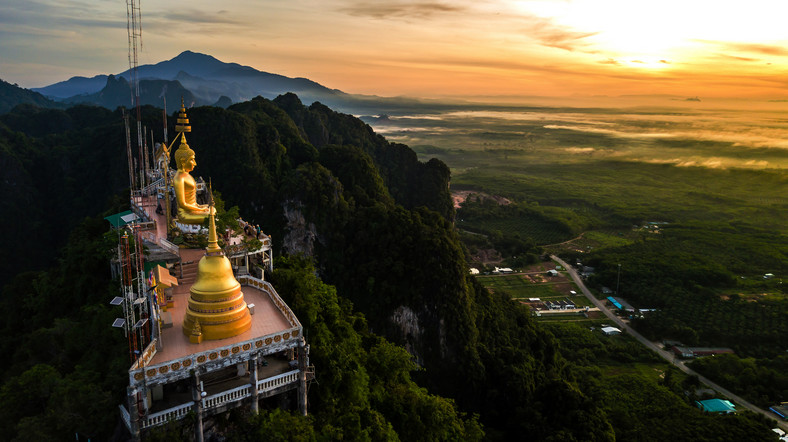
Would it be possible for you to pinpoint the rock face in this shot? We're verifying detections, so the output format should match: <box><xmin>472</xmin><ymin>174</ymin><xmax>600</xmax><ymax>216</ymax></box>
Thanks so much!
<box><xmin>389</xmin><ymin>306</ymin><xmax>451</xmax><ymax>367</ymax></box>
<box><xmin>282</xmin><ymin>201</ymin><xmax>317</xmax><ymax>257</ymax></box>
<box><xmin>390</xmin><ymin>305</ymin><xmax>424</xmax><ymax>365</ymax></box>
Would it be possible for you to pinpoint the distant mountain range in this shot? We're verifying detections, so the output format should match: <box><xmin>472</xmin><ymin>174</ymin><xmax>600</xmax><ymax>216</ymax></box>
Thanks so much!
<box><xmin>22</xmin><ymin>51</ymin><xmax>347</xmax><ymax>112</ymax></box>
<box><xmin>0</xmin><ymin>51</ymin><xmax>455</xmax><ymax>116</ymax></box>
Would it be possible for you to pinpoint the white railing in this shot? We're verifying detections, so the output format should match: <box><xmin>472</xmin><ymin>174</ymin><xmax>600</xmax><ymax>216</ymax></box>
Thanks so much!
<box><xmin>143</xmin><ymin>402</ymin><xmax>193</xmax><ymax>428</ymax></box>
<box><xmin>224</xmin><ymin>239</ymin><xmax>272</xmax><ymax>260</ymax></box>
<box><xmin>138</xmin><ymin>370</ymin><xmax>300</xmax><ymax>429</ymax></box>
<box><xmin>138</xmin><ymin>177</ymin><xmax>164</xmax><ymax>196</ymax></box>
<box><xmin>238</xmin><ymin>276</ymin><xmax>301</xmax><ymax>328</ymax></box>
<box><xmin>140</xmin><ymin>229</ymin><xmax>158</xmax><ymax>244</ymax></box>
<box><xmin>119</xmin><ymin>404</ymin><xmax>131</xmax><ymax>431</ymax></box>
<box><xmin>130</xmin><ymin>340</ymin><xmax>158</xmax><ymax>370</ymax></box>
<box><xmin>203</xmin><ymin>384</ymin><xmax>251</xmax><ymax>409</ymax></box>
<box><xmin>159</xmin><ymin>238</ymin><xmax>180</xmax><ymax>255</ymax></box>
<box><xmin>258</xmin><ymin>370</ymin><xmax>299</xmax><ymax>394</ymax></box>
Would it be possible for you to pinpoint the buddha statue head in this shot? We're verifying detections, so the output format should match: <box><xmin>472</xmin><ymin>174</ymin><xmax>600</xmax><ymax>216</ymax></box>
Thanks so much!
<box><xmin>174</xmin><ymin>137</ymin><xmax>196</xmax><ymax>173</ymax></box>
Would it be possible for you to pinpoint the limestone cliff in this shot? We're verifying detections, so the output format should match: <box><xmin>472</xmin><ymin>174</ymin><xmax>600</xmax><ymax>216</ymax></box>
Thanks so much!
<box><xmin>281</xmin><ymin>201</ymin><xmax>317</xmax><ymax>257</ymax></box>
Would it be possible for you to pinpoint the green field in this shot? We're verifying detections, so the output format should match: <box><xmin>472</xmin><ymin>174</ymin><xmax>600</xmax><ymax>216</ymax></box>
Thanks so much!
<box><xmin>478</xmin><ymin>273</ymin><xmax>592</xmax><ymax>307</ymax></box>
<box><xmin>415</xmin><ymin>119</ymin><xmax>788</xmax><ymax>356</ymax></box>
<box><xmin>394</xmin><ymin>106</ymin><xmax>788</xmax><ymax>404</ymax></box>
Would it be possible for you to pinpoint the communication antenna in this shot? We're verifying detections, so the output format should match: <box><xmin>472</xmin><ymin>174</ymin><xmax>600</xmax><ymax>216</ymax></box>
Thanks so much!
<box><xmin>163</xmin><ymin>95</ymin><xmax>168</xmax><ymax>145</ymax></box>
<box><xmin>143</xmin><ymin>124</ymin><xmax>151</xmax><ymax>191</ymax></box>
<box><xmin>123</xmin><ymin>109</ymin><xmax>136</xmax><ymax>191</ymax></box>
<box><xmin>126</xmin><ymin>0</ymin><xmax>144</xmax><ymax>190</ymax></box>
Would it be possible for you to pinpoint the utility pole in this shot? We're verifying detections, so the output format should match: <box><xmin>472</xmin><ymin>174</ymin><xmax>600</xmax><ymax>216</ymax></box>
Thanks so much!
<box><xmin>616</xmin><ymin>263</ymin><xmax>621</xmax><ymax>295</ymax></box>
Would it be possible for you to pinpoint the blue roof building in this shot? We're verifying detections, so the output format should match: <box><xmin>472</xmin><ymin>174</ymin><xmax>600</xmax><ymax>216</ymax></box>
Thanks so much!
<box><xmin>696</xmin><ymin>399</ymin><xmax>736</xmax><ymax>414</ymax></box>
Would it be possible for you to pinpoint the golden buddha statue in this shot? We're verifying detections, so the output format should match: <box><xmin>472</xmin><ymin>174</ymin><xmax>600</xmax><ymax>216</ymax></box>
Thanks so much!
<box><xmin>182</xmin><ymin>201</ymin><xmax>252</xmax><ymax>341</ymax></box>
<box><xmin>172</xmin><ymin>135</ymin><xmax>214</xmax><ymax>225</ymax></box>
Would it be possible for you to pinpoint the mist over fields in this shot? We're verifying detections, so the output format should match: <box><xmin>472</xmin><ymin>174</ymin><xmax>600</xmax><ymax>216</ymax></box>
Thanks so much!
<box><xmin>363</xmin><ymin>99</ymin><xmax>788</xmax><ymax>171</ymax></box>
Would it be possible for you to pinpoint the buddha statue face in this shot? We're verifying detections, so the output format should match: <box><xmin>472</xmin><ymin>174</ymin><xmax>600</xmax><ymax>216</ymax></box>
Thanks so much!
<box><xmin>175</xmin><ymin>141</ymin><xmax>197</xmax><ymax>173</ymax></box>
<box><xmin>179</xmin><ymin>153</ymin><xmax>196</xmax><ymax>173</ymax></box>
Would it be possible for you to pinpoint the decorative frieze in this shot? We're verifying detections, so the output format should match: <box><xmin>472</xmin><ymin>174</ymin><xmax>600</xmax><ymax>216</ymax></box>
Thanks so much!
<box><xmin>128</xmin><ymin>327</ymin><xmax>302</xmax><ymax>386</ymax></box>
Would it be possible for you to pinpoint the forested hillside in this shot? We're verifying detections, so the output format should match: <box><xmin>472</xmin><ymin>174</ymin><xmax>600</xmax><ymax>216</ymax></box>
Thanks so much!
<box><xmin>0</xmin><ymin>97</ymin><xmax>777</xmax><ymax>440</ymax></box>
<box><xmin>0</xmin><ymin>79</ymin><xmax>65</xmax><ymax>114</ymax></box>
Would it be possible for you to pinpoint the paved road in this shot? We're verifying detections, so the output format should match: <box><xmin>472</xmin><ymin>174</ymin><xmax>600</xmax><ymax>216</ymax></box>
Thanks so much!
<box><xmin>551</xmin><ymin>255</ymin><xmax>788</xmax><ymax>432</ymax></box>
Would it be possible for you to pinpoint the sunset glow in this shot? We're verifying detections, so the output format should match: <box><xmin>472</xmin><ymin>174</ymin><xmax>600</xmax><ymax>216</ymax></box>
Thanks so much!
<box><xmin>2</xmin><ymin>0</ymin><xmax>788</xmax><ymax>101</ymax></box>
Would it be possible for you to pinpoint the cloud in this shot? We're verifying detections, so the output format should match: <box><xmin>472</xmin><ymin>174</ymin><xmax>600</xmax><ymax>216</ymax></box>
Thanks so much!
<box><xmin>714</xmin><ymin>53</ymin><xmax>759</xmax><ymax>62</ymax></box>
<box><xmin>384</xmin><ymin>55</ymin><xmax>583</xmax><ymax>77</ymax></box>
<box><xmin>727</xmin><ymin>42</ymin><xmax>788</xmax><ymax>57</ymax></box>
<box><xmin>527</xmin><ymin>20</ymin><xmax>598</xmax><ymax>52</ymax></box>
<box><xmin>162</xmin><ymin>10</ymin><xmax>246</xmax><ymax>26</ymax></box>
<box><xmin>564</xmin><ymin>147</ymin><xmax>596</xmax><ymax>154</ymax></box>
<box><xmin>340</xmin><ymin>1</ymin><xmax>464</xmax><ymax>19</ymax></box>
<box><xmin>545</xmin><ymin>124</ymin><xmax>673</xmax><ymax>139</ymax></box>
<box><xmin>1</xmin><ymin>0</ymin><xmax>121</xmax><ymax>29</ymax></box>
<box><xmin>699</xmin><ymin>40</ymin><xmax>788</xmax><ymax>57</ymax></box>
<box><xmin>643</xmin><ymin>158</ymin><xmax>727</xmax><ymax>169</ymax></box>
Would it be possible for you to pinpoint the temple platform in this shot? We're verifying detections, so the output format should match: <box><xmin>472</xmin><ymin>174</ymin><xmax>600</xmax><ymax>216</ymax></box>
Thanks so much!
<box><xmin>122</xmin><ymin>196</ymin><xmax>305</xmax><ymax>432</ymax></box>
<box><xmin>119</xmin><ymin>109</ymin><xmax>309</xmax><ymax>440</ymax></box>
<box><xmin>149</xmin><ymin>248</ymin><xmax>292</xmax><ymax>366</ymax></box>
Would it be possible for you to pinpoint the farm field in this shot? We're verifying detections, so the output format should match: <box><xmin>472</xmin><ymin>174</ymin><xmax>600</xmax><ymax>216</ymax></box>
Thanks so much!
<box><xmin>478</xmin><ymin>271</ymin><xmax>592</xmax><ymax>311</ymax></box>
<box><xmin>370</xmin><ymin>104</ymin><xmax>788</xmax><ymax>407</ymax></box>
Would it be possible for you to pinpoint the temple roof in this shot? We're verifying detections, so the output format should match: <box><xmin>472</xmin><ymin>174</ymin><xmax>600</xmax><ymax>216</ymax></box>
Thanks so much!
<box><xmin>104</xmin><ymin>210</ymin><xmax>139</xmax><ymax>229</ymax></box>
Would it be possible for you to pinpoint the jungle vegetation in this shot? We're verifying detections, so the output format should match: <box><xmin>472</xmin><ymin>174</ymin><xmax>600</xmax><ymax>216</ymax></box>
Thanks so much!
<box><xmin>0</xmin><ymin>96</ymin><xmax>780</xmax><ymax>440</ymax></box>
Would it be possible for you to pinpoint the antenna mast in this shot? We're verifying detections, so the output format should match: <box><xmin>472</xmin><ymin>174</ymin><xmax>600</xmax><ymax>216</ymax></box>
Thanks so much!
<box><xmin>126</xmin><ymin>0</ymin><xmax>144</xmax><ymax>191</ymax></box>
<box><xmin>117</xmin><ymin>0</ymin><xmax>152</xmax><ymax>364</ymax></box>
<box><xmin>123</xmin><ymin>109</ymin><xmax>136</xmax><ymax>191</ymax></box>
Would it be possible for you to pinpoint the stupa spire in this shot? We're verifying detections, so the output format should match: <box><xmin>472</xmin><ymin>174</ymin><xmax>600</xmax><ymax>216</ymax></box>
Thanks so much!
<box><xmin>206</xmin><ymin>181</ymin><xmax>221</xmax><ymax>254</ymax></box>
<box><xmin>175</xmin><ymin>97</ymin><xmax>191</xmax><ymax>134</ymax></box>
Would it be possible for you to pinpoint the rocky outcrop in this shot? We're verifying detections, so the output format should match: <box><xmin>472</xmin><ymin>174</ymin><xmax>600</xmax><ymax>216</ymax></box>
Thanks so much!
<box><xmin>390</xmin><ymin>305</ymin><xmax>424</xmax><ymax>365</ymax></box>
<box><xmin>281</xmin><ymin>201</ymin><xmax>317</xmax><ymax>257</ymax></box>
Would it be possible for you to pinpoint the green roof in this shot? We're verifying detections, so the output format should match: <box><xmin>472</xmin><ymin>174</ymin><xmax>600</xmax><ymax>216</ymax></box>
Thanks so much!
<box><xmin>104</xmin><ymin>210</ymin><xmax>135</xmax><ymax>228</ymax></box>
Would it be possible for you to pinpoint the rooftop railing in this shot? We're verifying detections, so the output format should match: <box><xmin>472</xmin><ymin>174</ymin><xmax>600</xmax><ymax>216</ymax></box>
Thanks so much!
<box><xmin>135</xmin><ymin>370</ymin><xmax>300</xmax><ymax>430</ymax></box>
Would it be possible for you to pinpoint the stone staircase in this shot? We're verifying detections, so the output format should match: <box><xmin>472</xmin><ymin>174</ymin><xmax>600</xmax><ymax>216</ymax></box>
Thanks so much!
<box><xmin>179</xmin><ymin>259</ymin><xmax>199</xmax><ymax>285</ymax></box>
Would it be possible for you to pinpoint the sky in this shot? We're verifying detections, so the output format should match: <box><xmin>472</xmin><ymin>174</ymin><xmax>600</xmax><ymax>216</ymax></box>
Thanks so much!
<box><xmin>3</xmin><ymin>0</ymin><xmax>788</xmax><ymax>101</ymax></box>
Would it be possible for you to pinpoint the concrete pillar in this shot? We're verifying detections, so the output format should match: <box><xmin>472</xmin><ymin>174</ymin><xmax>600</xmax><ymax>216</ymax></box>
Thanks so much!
<box><xmin>192</xmin><ymin>370</ymin><xmax>204</xmax><ymax>442</ymax></box>
<box><xmin>127</xmin><ymin>386</ymin><xmax>141</xmax><ymax>442</ymax></box>
<box><xmin>250</xmin><ymin>355</ymin><xmax>259</xmax><ymax>414</ymax></box>
<box><xmin>297</xmin><ymin>342</ymin><xmax>308</xmax><ymax>416</ymax></box>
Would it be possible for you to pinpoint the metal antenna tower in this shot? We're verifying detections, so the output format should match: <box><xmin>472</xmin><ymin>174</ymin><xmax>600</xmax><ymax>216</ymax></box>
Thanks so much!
<box><xmin>123</xmin><ymin>109</ymin><xmax>136</xmax><ymax>191</ymax></box>
<box><xmin>126</xmin><ymin>0</ymin><xmax>144</xmax><ymax>191</ymax></box>
<box><xmin>115</xmin><ymin>226</ymin><xmax>151</xmax><ymax>363</ymax></box>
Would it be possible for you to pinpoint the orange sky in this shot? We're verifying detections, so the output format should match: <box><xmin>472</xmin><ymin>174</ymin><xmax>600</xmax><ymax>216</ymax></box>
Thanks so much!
<box><xmin>2</xmin><ymin>1</ymin><xmax>788</xmax><ymax>100</ymax></box>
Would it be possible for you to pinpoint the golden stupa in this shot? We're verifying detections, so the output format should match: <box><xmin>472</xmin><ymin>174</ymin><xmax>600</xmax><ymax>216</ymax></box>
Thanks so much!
<box><xmin>182</xmin><ymin>195</ymin><xmax>252</xmax><ymax>342</ymax></box>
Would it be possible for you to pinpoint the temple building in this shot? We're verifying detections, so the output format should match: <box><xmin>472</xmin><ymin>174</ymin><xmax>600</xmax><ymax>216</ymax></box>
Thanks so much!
<box><xmin>109</xmin><ymin>102</ymin><xmax>313</xmax><ymax>441</ymax></box>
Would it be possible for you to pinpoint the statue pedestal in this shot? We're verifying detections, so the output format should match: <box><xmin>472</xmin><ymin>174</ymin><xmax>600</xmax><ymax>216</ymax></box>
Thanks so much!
<box><xmin>175</xmin><ymin>221</ymin><xmax>206</xmax><ymax>234</ymax></box>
